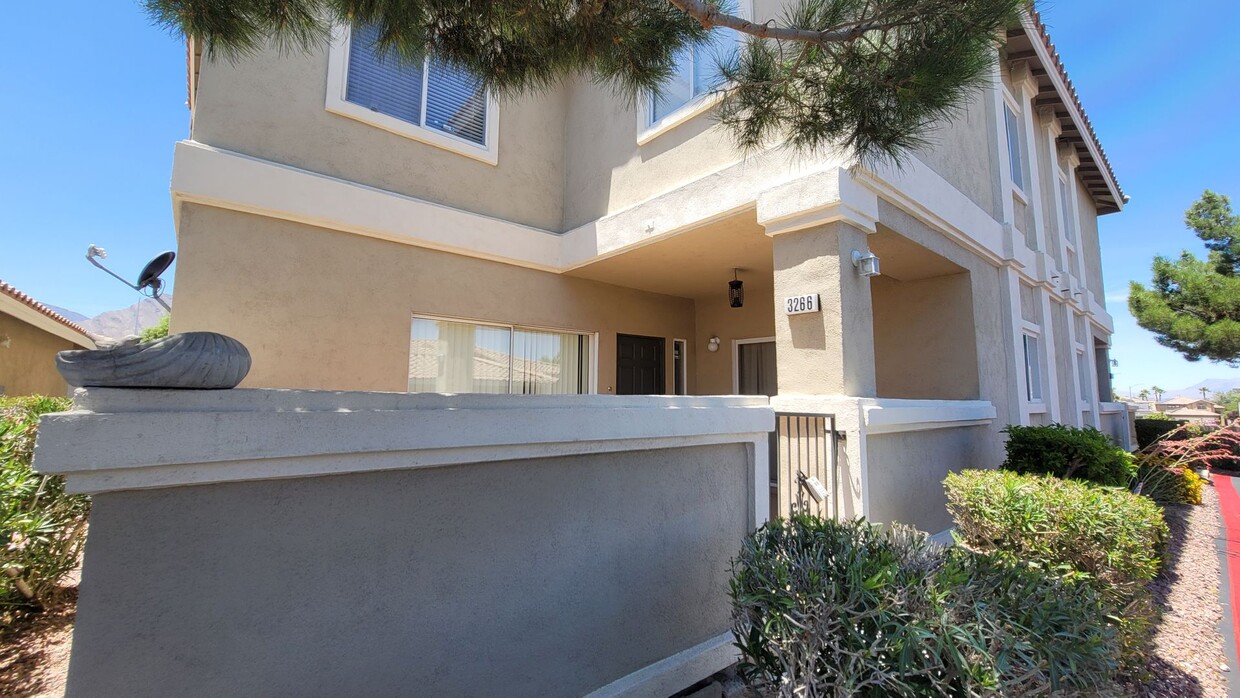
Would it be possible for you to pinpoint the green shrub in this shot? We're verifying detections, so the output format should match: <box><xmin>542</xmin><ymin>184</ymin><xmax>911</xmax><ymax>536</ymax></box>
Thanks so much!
<box><xmin>945</xmin><ymin>469</ymin><xmax>1167</xmax><ymax>672</ymax></box>
<box><xmin>945</xmin><ymin>469</ymin><xmax>1166</xmax><ymax>595</ymax></box>
<box><xmin>1001</xmin><ymin>424</ymin><xmax>1135</xmax><ymax>486</ymax></box>
<box><xmin>942</xmin><ymin>551</ymin><xmax>1120</xmax><ymax>696</ymax></box>
<box><xmin>140</xmin><ymin>314</ymin><xmax>170</xmax><ymax>342</ymax></box>
<box><xmin>0</xmin><ymin>396</ymin><xmax>89</xmax><ymax>622</ymax></box>
<box><xmin>1134</xmin><ymin>417</ymin><xmax>1186</xmax><ymax>450</ymax></box>
<box><xmin>729</xmin><ymin>515</ymin><xmax>1120</xmax><ymax>696</ymax></box>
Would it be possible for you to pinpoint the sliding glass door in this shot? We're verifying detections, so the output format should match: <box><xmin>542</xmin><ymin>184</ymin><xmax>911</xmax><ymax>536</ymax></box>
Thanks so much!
<box><xmin>409</xmin><ymin>317</ymin><xmax>592</xmax><ymax>395</ymax></box>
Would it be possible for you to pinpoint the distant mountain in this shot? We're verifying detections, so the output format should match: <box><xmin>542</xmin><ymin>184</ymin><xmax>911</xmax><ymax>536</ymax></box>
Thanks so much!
<box><xmin>54</xmin><ymin>296</ymin><xmax>173</xmax><ymax>340</ymax></box>
<box><xmin>44</xmin><ymin>305</ymin><xmax>90</xmax><ymax>325</ymax></box>
<box><xmin>1166</xmin><ymin>378</ymin><xmax>1240</xmax><ymax>399</ymax></box>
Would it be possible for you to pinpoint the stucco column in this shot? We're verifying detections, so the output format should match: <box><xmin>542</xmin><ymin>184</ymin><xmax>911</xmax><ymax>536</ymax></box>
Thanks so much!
<box><xmin>770</xmin><ymin>222</ymin><xmax>877</xmax><ymax>397</ymax></box>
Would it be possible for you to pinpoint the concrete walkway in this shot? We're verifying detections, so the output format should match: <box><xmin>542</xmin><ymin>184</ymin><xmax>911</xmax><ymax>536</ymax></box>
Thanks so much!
<box><xmin>1213</xmin><ymin>475</ymin><xmax>1240</xmax><ymax>696</ymax></box>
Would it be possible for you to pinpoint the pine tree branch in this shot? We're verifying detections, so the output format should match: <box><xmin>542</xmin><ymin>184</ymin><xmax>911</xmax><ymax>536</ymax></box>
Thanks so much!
<box><xmin>666</xmin><ymin>0</ymin><xmax>880</xmax><ymax>44</ymax></box>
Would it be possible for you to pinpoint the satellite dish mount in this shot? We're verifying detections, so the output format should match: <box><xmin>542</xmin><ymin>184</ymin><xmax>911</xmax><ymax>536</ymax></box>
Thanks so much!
<box><xmin>86</xmin><ymin>246</ymin><xmax>174</xmax><ymax>312</ymax></box>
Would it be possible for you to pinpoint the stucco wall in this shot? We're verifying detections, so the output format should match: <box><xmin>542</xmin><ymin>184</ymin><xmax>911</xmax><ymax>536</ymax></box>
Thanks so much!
<box><xmin>1076</xmin><ymin>178</ymin><xmax>1105</xmax><ymax>299</ymax></box>
<box><xmin>865</xmin><ymin>425</ymin><xmax>993</xmax><ymax>533</ymax></box>
<box><xmin>0</xmin><ymin>313</ymin><xmax>75</xmax><ymax>397</ymax></box>
<box><xmin>66</xmin><ymin>443</ymin><xmax>752</xmax><ymax>697</ymax></box>
<box><xmin>172</xmin><ymin>204</ymin><xmax>695</xmax><ymax>393</ymax></box>
<box><xmin>771</xmin><ymin>222</ymin><xmax>877</xmax><ymax>397</ymax></box>
<box><xmin>875</xmin><ymin>201</ymin><xmax>1013</xmax><ymax>432</ymax></box>
<box><xmin>191</xmin><ymin>42</ymin><xmax>567</xmax><ymax>231</ymax></box>
<box><xmin>693</xmin><ymin>280</ymin><xmax>776</xmax><ymax>395</ymax></box>
<box><xmin>871</xmin><ymin>272</ymin><xmax>980</xmax><ymax>401</ymax></box>
<box><xmin>1051</xmin><ymin>300</ymin><xmax>1076</xmax><ymax>418</ymax></box>
<box><xmin>913</xmin><ymin>86</ymin><xmax>1001</xmax><ymax>222</ymax></box>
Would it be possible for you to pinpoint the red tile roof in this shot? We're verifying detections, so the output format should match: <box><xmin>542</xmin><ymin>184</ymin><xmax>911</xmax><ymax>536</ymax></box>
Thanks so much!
<box><xmin>0</xmin><ymin>279</ymin><xmax>93</xmax><ymax>339</ymax></box>
<box><xmin>1019</xmin><ymin>10</ymin><xmax>1125</xmax><ymax>211</ymax></box>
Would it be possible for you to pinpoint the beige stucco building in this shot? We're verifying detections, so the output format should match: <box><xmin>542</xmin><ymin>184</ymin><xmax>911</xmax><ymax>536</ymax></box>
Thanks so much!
<box><xmin>169</xmin><ymin>8</ymin><xmax>1126</xmax><ymax>533</ymax></box>
<box><xmin>0</xmin><ymin>280</ymin><xmax>95</xmax><ymax>397</ymax></box>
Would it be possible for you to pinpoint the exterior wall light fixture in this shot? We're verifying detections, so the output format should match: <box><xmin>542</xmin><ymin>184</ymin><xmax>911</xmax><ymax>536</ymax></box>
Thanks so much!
<box><xmin>851</xmin><ymin>250</ymin><xmax>881</xmax><ymax>278</ymax></box>
<box><xmin>729</xmin><ymin>269</ymin><xmax>744</xmax><ymax>308</ymax></box>
<box><xmin>707</xmin><ymin>337</ymin><xmax>720</xmax><ymax>352</ymax></box>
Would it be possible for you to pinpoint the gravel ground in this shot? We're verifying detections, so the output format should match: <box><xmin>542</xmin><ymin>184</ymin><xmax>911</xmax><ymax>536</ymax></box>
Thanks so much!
<box><xmin>1130</xmin><ymin>483</ymin><xmax>1229</xmax><ymax>697</ymax></box>
<box><xmin>0</xmin><ymin>588</ymin><xmax>75</xmax><ymax>698</ymax></box>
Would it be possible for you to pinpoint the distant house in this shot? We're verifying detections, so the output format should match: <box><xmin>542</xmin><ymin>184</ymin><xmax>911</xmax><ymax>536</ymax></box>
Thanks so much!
<box><xmin>1147</xmin><ymin>396</ymin><xmax>1223</xmax><ymax>424</ymax></box>
<box><xmin>0</xmin><ymin>280</ymin><xmax>95</xmax><ymax>397</ymax></box>
<box><xmin>1156</xmin><ymin>396</ymin><xmax>1222</xmax><ymax>413</ymax></box>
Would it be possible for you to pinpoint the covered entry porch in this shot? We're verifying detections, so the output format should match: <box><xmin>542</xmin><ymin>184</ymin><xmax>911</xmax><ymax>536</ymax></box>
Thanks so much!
<box><xmin>564</xmin><ymin>202</ymin><xmax>1001</xmax><ymax>532</ymax></box>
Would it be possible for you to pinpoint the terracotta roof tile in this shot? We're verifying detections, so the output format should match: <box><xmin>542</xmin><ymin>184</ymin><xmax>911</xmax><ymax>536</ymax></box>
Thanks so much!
<box><xmin>1024</xmin><ymin>9</ymin><xmax>1125</xmax><ymax>205</ymax></box>
<box><xmin>0</xmin><ymin>279</ymin><xmax>93</xmax><ymax>339</ymax></box>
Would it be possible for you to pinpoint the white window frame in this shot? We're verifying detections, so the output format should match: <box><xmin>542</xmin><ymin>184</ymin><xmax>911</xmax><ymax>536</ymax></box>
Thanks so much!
<box><xmin>731</xmin><ymin>336</ymin><xmax>776</xmax><ymax>395</ymax></box>
<box><xmin>1075</xmin><ymin>347</ymin><xmax>1091</xmax><ymax>405</ymax></box>
<box><xmin>409</xmin><ymin>313</ymin><xmax>597</xmax><ymax>394</ymax></box>
<box><xmin>326</xmin><ymin>25</ymin><xmax>501</xmax><ymax>165</ymax></box>
<box><xmin>1021</xmin><ymin>328</ymin><xmax>1044</xmax><ymax>406</ymax></box>
<box><xmin>1002</xmin><ymin>93</ymin><xmax>1027</xmax><ymax>196</ymax></box>
<box><xmin>637</xmin><ymin>0</ymin><xmax>752</xmax><ymax>145</ymax></box>
<box><xmin>672</xmin><ymin>338</ymin><xmax>689</xmax><ymax>396</ymax></box>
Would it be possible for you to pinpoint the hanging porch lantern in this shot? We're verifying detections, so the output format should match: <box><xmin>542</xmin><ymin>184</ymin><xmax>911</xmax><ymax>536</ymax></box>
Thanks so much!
<box><xmin>729</xmin><ymin>269</ymin><xmax>744</xmax><ymax>308</ymax></box>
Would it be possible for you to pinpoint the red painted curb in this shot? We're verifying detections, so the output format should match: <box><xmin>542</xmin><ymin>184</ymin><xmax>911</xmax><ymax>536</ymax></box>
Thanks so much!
<box><xmin>1213</xmin><ymin>475</ymin><xmax>1240</xmax><ymax>653</ymax></box>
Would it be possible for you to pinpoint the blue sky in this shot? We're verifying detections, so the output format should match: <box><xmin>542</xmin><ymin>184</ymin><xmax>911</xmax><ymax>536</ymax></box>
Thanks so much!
<box><xmin>1</xmin><ymin>1</ymin><xmax>1238</xmax><ymax>393</ymax></box>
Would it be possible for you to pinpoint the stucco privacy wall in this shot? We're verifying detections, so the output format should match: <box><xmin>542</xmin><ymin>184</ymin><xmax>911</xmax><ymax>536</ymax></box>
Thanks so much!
<box><xmin>866</xmin><ymin>425</ymin><xmax>992</xmax><ymax>533</ymax></box>
<box><xmin>36</xmin><ymin>389</ymin><xmax>772</xmax><ymax>697</ymax></box>
<box><xmin>191</xmin><ymin>40</ymin><xmax>567</xmax><ymax>231</ymax></box>
<box><xmin>172</xmin><ymin>203</ymin><xmax>697</xmax><ymax>393</ymax></box>
<box><xmin>0</xmin><ymin>314</ymin><xmax>76</xmax><ymax>396</ymax></box>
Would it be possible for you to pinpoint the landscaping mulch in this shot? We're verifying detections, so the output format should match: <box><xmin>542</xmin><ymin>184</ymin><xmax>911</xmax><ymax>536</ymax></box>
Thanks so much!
<box><xmin>0</xmin><ymin>587</ymin><xmax>76</xmax><ymax>698</ymax></box>
<box><xmin>1128</xmin><ymin>482</ymin><xmax>1229</xmax><ymax>697</ymax></box>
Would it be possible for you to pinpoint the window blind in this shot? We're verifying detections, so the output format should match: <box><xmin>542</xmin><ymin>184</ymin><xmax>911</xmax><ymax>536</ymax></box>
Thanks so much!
<box><xmin>346</xmin><ymin>24</ymin><xmax>488</xmax><ymax>146</ymax></box>
<box><xmin>425</xmin><ymin>60</ymin><xmax>487</xmax><ymax>145</ymax></box>
<box><xmin>345</xmin><ymin>23</ymin><xmax>424</xmax><ymax>125</ymax></box>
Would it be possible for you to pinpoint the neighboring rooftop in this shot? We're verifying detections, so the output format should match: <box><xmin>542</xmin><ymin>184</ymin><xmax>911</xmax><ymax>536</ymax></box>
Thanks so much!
<box><xmin>1159</xmin><ymin>396</ymin><xmax>1217</xmax><ymax>407</ymax></box>
<box><xmin>0</xmin><ymin>279</ymin><xmax>94</xmax><ymax>344</ymax></box>
<box><xmin>1165</xmin><ymin>407</ymin><xmax>1223</xmax><ymax>419</ymax></box>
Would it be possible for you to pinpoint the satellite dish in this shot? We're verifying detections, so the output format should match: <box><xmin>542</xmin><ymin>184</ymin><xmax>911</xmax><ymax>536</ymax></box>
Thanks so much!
<box><xmin>137</xmin><ymin>251</ymin><xmax>176</xmax><ymax>291</ymax></box>
<box><xmin>85</xmin><ymin>245</ymin><xmax>176</xmax><ymax>313</ymax></box>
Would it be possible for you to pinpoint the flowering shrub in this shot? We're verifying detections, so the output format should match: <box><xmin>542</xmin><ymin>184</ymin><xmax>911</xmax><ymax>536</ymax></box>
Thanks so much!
<box><xmin>0</xmin><ymin>396</ymin><xmax>89</xmax><ymax>623</ymax></box>
<box><xmin>1131</xmin><ymin>422</ymin><xmax>1240</xmax><ymax>504</ymax></box>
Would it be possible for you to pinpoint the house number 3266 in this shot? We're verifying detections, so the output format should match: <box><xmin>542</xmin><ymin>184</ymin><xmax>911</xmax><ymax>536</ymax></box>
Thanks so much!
<box><xmin>785</xmin><ymin>294</ymin><xmax>820</xmax><ymax>315</ymax></box>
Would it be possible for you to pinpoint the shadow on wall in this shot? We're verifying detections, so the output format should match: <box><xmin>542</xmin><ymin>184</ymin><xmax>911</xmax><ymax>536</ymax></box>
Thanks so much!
<box><xmin>870</xmin><ymin>226</ymin><xmax>980</xmax><ymax>401</ymax></box>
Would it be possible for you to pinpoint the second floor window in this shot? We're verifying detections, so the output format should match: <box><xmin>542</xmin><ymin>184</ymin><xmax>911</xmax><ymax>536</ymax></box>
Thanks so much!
<box><xmin>650</xmin><ymin>26</ymin><xmax>740</xmax><ymax>125</ymax></box>
<box><xmin>345</xmin><ymin>23</ymin><xmax>488</xmax><ymax>147</ymax></box>
<box><xmin>1004</xmin><ymin>104</ymin><xmax>1025</xmax><ymax>191</ymax></box>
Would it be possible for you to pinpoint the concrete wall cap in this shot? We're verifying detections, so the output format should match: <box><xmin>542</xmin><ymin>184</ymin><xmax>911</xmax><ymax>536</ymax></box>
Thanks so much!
<box><xmin>35</xmin><ymin>388</ymin><xmax>774</xmax><ymax>494</ymax></box>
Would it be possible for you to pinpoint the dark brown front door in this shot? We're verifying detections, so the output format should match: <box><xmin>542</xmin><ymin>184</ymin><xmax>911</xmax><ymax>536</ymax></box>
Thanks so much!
<box><xmin>617</xmin><ymin>334</ymin><xmax>665</xmax><ymax>395</ymax></box>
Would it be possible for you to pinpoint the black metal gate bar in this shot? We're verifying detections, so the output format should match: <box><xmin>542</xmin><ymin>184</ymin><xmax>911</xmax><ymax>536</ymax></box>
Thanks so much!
<box><xmin>770</xmin><ymin>412</ymin><xmax>839</xmax><ymax>518</ymax></box>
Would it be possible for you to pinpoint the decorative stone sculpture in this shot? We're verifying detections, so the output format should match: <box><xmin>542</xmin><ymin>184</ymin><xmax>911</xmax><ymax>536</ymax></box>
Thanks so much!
<box><xmin>56</xmin><ymin>332</ymin><xmax>251</xmax><ymax>389</ymax></box>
